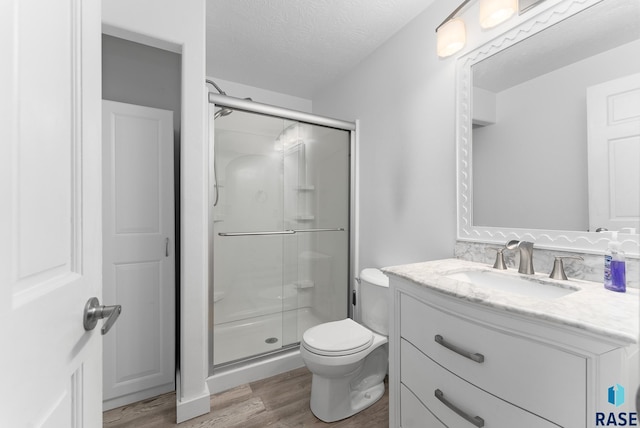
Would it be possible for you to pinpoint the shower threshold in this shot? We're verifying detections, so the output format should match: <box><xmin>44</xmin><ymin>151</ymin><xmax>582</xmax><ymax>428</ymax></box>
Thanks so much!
<box><xmin>208</xmin><ymin>343</ymin><xmax>304</xmax><ymax>395</ymax></box>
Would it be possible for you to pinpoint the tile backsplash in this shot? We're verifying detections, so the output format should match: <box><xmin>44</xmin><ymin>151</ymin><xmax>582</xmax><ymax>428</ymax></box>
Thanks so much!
<box><xmin>455</xmin><ymin>241</ymin><xmax>639</xmax><ymax>289</ymax></box>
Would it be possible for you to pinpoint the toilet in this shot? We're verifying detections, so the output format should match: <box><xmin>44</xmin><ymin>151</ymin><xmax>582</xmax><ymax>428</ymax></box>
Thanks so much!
<box><xmin>300</xmin><ymin>268</ymin><xmax>389</xmax><ymax>422</ymax></box>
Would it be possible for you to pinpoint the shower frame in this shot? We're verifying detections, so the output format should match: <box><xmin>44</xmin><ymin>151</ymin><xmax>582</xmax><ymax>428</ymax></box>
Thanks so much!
<box><xmin>207</xmin><ymin>92</ymin><xmax>359</xmax><ymax>378</ymax></box>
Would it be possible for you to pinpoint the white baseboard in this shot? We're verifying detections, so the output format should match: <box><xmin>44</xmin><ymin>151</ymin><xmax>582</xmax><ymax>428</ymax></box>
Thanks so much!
<box><xmin>176</xmin><ymin>389</ymin><xmax>211</xmax><ymax>423</ymax></box>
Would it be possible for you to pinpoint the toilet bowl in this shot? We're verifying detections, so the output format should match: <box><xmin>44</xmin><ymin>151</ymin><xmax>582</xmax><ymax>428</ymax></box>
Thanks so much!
<box><xmin>300</xmin><ymin>268</ymin><xmax>389</xmax><ymax>422</ymax></box>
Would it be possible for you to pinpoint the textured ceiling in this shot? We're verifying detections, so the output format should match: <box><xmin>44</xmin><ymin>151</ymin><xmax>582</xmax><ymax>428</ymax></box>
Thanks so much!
<box><xmin>206</xmin><ymin>0</ymin><xmax>436</xmax><ymax>98</ymax></box>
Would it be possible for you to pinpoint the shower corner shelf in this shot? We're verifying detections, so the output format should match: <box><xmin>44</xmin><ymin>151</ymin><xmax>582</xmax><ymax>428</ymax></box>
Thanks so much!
<box><xmin>293</xmin><ymin>279</ymin><xmax>314</xmax><ymax>289</ymax></box>
<box><xmin>294</xmin><ymin>185</ymin><xmax>315</xmax><ymax>191</ymax></box>
<box><xmin>295</xmin><ymin>215</ymin><xmax>315</xmax><ymax>221</ymax></box>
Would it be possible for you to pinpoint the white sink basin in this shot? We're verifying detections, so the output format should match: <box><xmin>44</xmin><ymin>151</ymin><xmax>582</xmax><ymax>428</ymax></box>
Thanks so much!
<box><xmin>447</xmin><ymin>270</ymin><xmax>579</xmax><ymax>299</ymax></box>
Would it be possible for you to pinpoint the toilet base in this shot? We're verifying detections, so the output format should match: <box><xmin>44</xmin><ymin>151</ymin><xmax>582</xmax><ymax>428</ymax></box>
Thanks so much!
<box><xmin>308</xmin><ymin>345</ymin><xmax>388</xmax><ymax>423</ymax></box>
<box><xmin>310</xmin><ymin>377</ymin><xmax>385</xmax><ymax>423</ymax></box>
<box><xmin>349</xmin><ymin>381</ymin><xmax>385</xmax><ymax>414</ymax></box>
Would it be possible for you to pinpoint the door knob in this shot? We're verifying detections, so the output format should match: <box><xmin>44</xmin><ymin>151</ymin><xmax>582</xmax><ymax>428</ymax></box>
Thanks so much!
<box><xmin>83</xmin><ymin>297</ymin><xmax>122</xmax><ymax>335</ymax></box>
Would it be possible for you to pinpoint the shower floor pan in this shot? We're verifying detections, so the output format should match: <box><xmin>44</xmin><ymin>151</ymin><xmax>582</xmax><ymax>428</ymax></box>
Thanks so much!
<box><xmin>213</xmin><ymin>307</ymin><xmax>324</xmax><ymax>366</ymax></box>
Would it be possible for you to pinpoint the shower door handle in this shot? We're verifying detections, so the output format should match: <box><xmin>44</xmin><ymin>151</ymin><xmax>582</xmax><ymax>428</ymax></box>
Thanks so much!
<box><xmin>219</xmin><ymin>230</ymin><xmax>296</xmax><ymax>237</ymax></box>
<box><xmin>218</xmin><ymin>228</ymin><xmax>344</xmax><ymax>237</ymax></box>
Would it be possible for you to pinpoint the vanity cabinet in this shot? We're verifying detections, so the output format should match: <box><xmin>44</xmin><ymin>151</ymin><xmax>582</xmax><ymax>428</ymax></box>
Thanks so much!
<box><xmin>387</xmin><ymin>270</ymin><xmax>639</xmax><ymax>428</ymax></box>
<box><xmin>401</xmin><ymin>293</ymin><xmax>584</xmax><ymax>427</ymax></box>
<box><xmin>401</xmin><ymin>340</ymin><xmax>558</xmax><ymax>427</ymax></box>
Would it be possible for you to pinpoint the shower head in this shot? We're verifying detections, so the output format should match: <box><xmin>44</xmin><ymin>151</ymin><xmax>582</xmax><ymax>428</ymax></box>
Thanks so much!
<box><xmin>212</xmin><ymin>97</ymin><xmax>253</xmax><ymax>120</ymax></box>
<box><xmin>214</xmin><ymin>107</ymin><xmax>233</xmax><ymax>119</ymax></box>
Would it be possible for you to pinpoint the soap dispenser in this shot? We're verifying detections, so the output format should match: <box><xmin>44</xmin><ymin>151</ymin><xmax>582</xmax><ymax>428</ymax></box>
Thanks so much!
<box><xmin>604</xmin><ymin>231</ymin><xmax>626</xmax><ymax>292</ymax></box>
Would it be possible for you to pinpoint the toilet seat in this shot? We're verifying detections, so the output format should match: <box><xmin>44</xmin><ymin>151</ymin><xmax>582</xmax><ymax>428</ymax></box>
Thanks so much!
<box><xmin>302</xmin><ymin>319</ymin><xmax>373</xmax><ymax>356</ymax></box>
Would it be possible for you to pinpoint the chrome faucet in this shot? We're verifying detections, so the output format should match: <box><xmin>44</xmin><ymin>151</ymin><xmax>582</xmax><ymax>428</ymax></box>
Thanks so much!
<box><xmin>506</xmin><ymin>240</ymin><xmax>535</xmax><ymax>274</ymax></box>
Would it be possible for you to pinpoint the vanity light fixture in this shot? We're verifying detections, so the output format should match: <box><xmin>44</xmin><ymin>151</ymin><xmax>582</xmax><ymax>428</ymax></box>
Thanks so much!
<box><xmin>436</xmin><ymin>18</ymin><xmax>467</xmax><ymax>57</ymax></box>
<box><xmin>436</xmin><ymin>0</ymin><xmax>518</xmax><ymax>58</ymax></box>
<box><xmin>436</xmin><ymin>0</ymin><xmax>472</xmax><ymax>58</ymax></box>
<box><xmin>479</xmin><ymin>0</ymin><xmax>518</xmax><ymax>29</ymax></box>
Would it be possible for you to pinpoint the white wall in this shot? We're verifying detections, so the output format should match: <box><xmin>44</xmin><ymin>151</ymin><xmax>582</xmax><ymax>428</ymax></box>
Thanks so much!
<box><xmin>102</xmin><ymin>35</ymin><xmax>182</xmax><ymax>119</ymax></box>
<box><xmin>102</xmin><ymin>0</ymin><xmax>209</xmax><ymax>423</ymax></box>
<box><xmin>311</xmin><ymin>0</ymin><xmax>584</xmax><ymax>272</ymax></box>
<box><xmin>312</xmin><ymin>1</ymin><xmax>459</xmax><ymax>272</ymax></box>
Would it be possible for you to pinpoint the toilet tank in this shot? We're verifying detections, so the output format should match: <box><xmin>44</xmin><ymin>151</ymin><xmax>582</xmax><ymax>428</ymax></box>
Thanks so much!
<box><xmin>359</xmin><ymin>268</ymin><xmax>389</xmax><ymax>336</ymax></box>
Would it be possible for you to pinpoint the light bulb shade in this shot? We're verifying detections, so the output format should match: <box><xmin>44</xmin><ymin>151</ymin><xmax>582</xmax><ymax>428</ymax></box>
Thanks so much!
<box><xmin>436</xmin><ymin>18</ymin><xmax>466</xmax><ymax>58</ymax></box>
<box><xmin>479</xmin><ymin>0</ymin><xmax>517</xmax><ymax>29</ymax></box>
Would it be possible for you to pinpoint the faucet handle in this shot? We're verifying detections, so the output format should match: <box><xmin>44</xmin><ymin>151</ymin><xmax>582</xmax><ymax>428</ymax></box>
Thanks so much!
<box><xmin>549</xmin><ymin>255</ymin><xmax>583</xmax><ymax>280</ymax></box>
<box><xmin>488</xmin><ymin>247</ymin><xmax>508</xmax><ymax>270</ymax></box>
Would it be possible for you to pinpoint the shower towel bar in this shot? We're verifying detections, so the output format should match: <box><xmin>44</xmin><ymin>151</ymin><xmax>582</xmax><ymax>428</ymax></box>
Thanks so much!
<box><xmin>218</xmin><ymin>227</ymin><xmax>344</xmax><ymax>237</ymax></box>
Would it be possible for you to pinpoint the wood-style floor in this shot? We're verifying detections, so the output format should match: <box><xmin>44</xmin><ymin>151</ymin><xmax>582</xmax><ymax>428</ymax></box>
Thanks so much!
<box><xmin>103</xmin><ymin>367</ymin><xmax>389</xmax><ymax>427</ymax></box>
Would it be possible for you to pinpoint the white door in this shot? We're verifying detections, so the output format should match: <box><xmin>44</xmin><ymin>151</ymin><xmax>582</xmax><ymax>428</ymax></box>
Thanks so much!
<box><xmin>0</xmin><ymin>0</ymin><xmax>103</xmax><ymax>427</ymax></box>
<box><xmin>102</xmin><ymin>101</ymin><xmax>176</xmax><ymax>410</ymax></box>
<box><xmin>587</xmin><ymin>73</ymin><xmax>640</xmax><ymax>233</ymax></box>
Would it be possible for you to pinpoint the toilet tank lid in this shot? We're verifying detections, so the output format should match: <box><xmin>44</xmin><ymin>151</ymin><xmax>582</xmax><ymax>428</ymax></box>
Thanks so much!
<box><xmin>360</xmin><ymin>268</ymin><xmax>389</xmax><ymax>287</ymax></box>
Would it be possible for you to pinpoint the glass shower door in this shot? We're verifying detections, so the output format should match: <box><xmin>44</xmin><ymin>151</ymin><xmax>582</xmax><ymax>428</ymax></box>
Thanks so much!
<box><xmin>211</xmin><ymin>109</ymin><xmax>349</xmax><ymax>367</ymax></box>
<box><xmin>280</xmin><ymin>122</ymin><xmax>350</xmax><ymax>348</ymax></box>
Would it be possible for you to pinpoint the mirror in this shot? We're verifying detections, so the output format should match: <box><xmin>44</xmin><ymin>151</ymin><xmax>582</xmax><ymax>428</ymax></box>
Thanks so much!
<box><xmin>457</xmin><ymin>0</ymin><xmax>640</xmax><ymax>256</ymax></box>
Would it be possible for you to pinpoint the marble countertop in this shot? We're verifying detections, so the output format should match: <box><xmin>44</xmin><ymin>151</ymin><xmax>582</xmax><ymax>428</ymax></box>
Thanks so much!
<box><xmin>383</xmin><ymin>258</ymin><xmax>639</xmax><ymax>345</ymax></box>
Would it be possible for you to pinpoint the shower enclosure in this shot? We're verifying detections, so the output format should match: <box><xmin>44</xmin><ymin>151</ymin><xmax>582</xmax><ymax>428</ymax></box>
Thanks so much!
<box><xmin>208</xmin><ymin>93</ymin><xmax>355</xmax><ymax>378</ymax></box>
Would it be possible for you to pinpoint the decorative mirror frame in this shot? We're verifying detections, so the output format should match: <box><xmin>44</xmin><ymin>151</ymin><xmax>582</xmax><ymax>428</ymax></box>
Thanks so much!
<box><xmin>455</xmin><ymin>0</ymin><xmax>640</xmax><ymax>257</ymax></box>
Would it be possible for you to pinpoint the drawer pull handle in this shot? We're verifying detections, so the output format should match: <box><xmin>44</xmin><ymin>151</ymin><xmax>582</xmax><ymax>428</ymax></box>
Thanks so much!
<box><xmin>435</xmin><ymin>389</ymin><xmax>485</xmax><ymax>428</ymax></box>
<box><xmin>434</xmin><ymin>334</ymin><xmax>485</xmax><ymax>363</ymax></box>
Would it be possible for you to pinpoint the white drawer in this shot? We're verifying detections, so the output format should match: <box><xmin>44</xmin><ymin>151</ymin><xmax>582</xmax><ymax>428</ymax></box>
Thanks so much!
<box><xmin>400</xmin><ymin>384</ymin><xmax>446</xmax><ymax>428</ymax></box>
<box><xmin>401</xmin><ymin>339</ymin><xmax>558</xmax><ymax>428</ymax></box>
<box><xmin>400</xmin><ymin>293</ymin><xmax>585</xmax><ymax>427</ymax></box>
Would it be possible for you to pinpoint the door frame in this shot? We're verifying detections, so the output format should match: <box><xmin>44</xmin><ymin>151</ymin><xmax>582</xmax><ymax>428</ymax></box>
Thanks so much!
<box><xmin>102</xmin><ymin>1</ymin><xmax>210</xmax><ymax>422</ymax></box>
<box><xmin>102</xmin><ymin>7</ymin><xmax>213</xmax><ymax>423</ymax></box>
